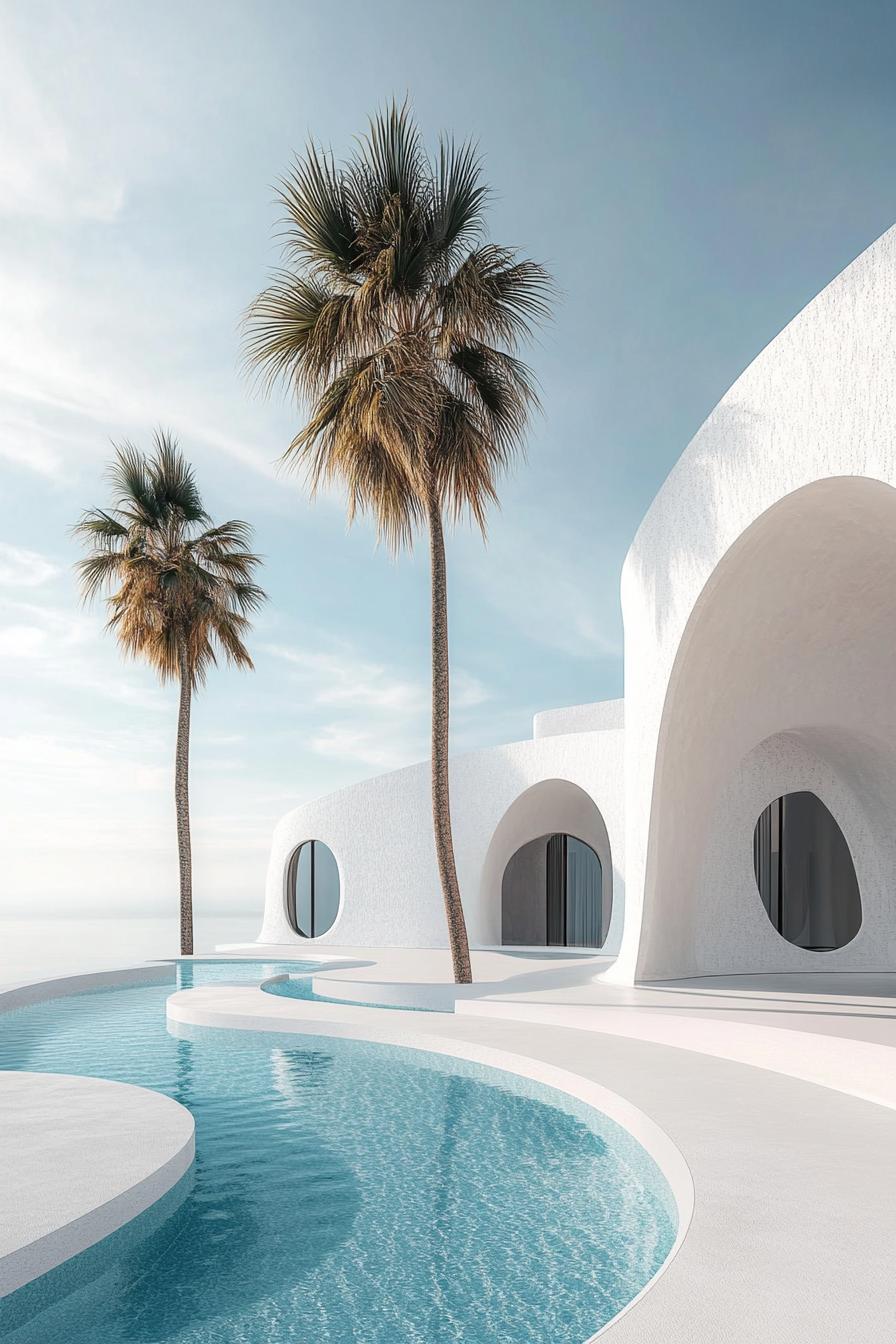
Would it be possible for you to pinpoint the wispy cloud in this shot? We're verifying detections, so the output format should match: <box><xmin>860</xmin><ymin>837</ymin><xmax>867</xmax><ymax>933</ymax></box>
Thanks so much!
<box><xmin>264</xmin><ymin>636</ymin><xmax>490</xmax><ymax>770</ymax></box>
<box><xmin>0</xmin><ymin>14</ymin><xmax>126</xmax><ymax>223</ymax></box>
<box><xmin>309</xmin><ymin>723</ymin><xmax>418</xmax><ymax>771</ymax></box>
<box><xmin>0</xmin><ymin>598</ymin><xmax>165</xmax><ymax>709</ymax></box>
<box><xmin>459</xmin><ymin>502</ymin><xmax>623</xmax><ymax>660</ymax></box>
<box><xmin>0</xmin><ymin>411</ymin><xmax>67</xmax><ymax>476</ymax></box>
<box><xmin>266</xmin><ymin>642</ymin><xmax>488</xmax><ymax>713</ymax></box>
<box><xmin>267</xmin><ymin>643</ymin><xmax>430</xmax><ymax>714</ymax></box>
<box><xmin>0</xmin><ymin>542</ymin><xmax>59</xmax><ymax>588</ymax></box>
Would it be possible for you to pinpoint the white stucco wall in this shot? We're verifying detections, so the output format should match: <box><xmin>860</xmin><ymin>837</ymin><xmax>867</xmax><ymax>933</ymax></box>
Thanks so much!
<box><xmin>260</xmin><ymin>728</ymin><xmax>625</xmax><ymax>953</ymax></box>
<box><xmin>693</xmin><ymin>730</ymin><xmax>895</xmax><ymax>975</ymax></box>
<box><xmin>614</xmin><ymin>223</ymin><xmax>896</xmax><ymax>982</ymax></box>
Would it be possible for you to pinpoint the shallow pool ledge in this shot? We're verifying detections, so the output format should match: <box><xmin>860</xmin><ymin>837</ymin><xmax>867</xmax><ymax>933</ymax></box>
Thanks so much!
<box><xmin>0</xmin><ymin>1072</ymin><xmax>194</xmax><ymax>1297</ymax></box>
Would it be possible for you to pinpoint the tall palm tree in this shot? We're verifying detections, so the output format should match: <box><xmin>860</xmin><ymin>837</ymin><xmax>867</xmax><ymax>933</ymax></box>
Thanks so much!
<box><xmin>244</xmin><ymin>103</ymin><xmax>552</xmax><ymax>983</ymax></box>
<box><xmin>74</xmin><ymin>431</ymin><xmax>266</xmax><ymax>955</ymax></box>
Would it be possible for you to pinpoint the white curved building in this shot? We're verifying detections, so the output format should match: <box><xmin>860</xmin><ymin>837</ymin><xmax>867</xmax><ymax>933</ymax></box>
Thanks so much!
<box><xmin>261</xmin><ymin>223</ymin><xmax>896</xmax><ymax>984</ymax></box>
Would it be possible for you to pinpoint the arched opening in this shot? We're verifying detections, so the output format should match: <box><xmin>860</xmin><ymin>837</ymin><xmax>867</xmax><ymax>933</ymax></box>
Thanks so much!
<box><xmin>752</xmin><ymin>791</ymin><xmax>861</xmax><ymax>951</ymax></box>
<box><xmin>286</xmin><ymin>840</ymin><xmax>340</xmax><ymax>938</ymax></box>
<box><xmin>502</xmin><ymin>833</ymin><xmax>604</xmax><ymax>948</ymax></box>
<box><xmin>480</xmin><ymin>779</ymin><xmax>616</xmax><ymax>951</ymax></box>
<box><xmin>637</xmin><ymin>476</ymin><xmax>896</xmax><ymax>979</ymax></box>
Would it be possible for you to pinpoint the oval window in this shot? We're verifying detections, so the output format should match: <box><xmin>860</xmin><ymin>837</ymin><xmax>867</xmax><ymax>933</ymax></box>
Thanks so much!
<box><xmin>752</xmin><ymin>791</ymin><xmax>861</xmax><ymax>950</ymax></box>
<box><xmin>286</xmin><ymin>840</ymin><xmax>340</xmax><ymax>938</ymax></box>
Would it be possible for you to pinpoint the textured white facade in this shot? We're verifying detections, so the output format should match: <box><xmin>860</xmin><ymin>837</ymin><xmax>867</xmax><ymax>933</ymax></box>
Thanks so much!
<box><xmin>261</xmin><ymin>728</ymin><xmax>625</xmax><ymax>953</ymax></box>
<box><xmin>262</xmin><ymin>224</ymin><xmax>896</xmax><ymax>984</ymax></box>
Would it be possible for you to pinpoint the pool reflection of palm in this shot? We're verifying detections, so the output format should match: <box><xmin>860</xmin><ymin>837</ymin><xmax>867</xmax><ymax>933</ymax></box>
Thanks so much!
<box><xmin>114</xmin><ymin>1071</ymin><xmax>360</xmax><ymax>1339</ymax></box>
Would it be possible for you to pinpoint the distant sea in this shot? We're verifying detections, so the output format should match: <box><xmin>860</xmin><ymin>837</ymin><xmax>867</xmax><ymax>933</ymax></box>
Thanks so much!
<box><xmin>0</xmin><ymin>914</ymin><xmax>261</xmax><ymax>987</ymax></box>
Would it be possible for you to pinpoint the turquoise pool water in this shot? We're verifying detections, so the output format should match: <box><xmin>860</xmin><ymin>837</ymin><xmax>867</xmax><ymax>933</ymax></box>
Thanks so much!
<box><xmin>0</xmin><ymin>960</ymin><xmax>676</xmax><ymax>1343</ymax></box>
<box><xmin>262</xmin><ymin>972</ymin><xmax>446</xmax><ymax>1012</ymax></box>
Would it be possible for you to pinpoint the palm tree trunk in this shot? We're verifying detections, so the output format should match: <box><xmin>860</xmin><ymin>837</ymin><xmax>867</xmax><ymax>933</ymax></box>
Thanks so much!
<box><xmin>426</xmin><ymin>480</ymin><xmax>473</xmax><ymax>984</ymax></box>
<box><xmin>175</xmin><ymin>645</ymin><xmax>194</xmax><ymax>957</ymax></box>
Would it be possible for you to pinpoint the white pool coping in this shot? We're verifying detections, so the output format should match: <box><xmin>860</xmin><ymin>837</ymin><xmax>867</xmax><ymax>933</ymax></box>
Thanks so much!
<box><xmin>0</xmin><ymin>1072</ymin><xmax>194</xmax><ymax>1297</ymax></box>
<box><xmin>0</xmin><ymin>964</ymin><xmax>197</xmax><ymax>1299</ymax></box>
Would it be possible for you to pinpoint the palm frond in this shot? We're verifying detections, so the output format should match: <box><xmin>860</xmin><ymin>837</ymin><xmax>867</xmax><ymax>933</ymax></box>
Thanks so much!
<box><xmin>149</xmin><ymin>430</ymin><xmax>208</xmax><ymax>524</ymax></box>
<box><xmin>433</xmin><ymin>393</ymin><xmax>502</xmax><ymax>534</ymax></box>
<box><xmin>430</xmin><ymin>137</ymin><xmax>487</xmax><ymax>260</ymax></box>
<box><xmin>207</xmin><ymin>608</ymin><xmax>255</xmax><ymax>670</ymax></box>
<box><xmin>72</xmin><ymin>509</ymin><xmax>129</xmax><ymax>549</ymax></box>
<box><xmin>226</xmin><ymin>580</ymin><xmax>268</xmax><ymax>615</ymax></box>
<box><xmin>191</xmin><ymin>519</ymin><xmax>255</xmax><ymax>550</ymax></box>
<box><xmin>74</xmin><ymin>550</ymin><xmax>126</xmax><ymax>602</ymax></box>
<box><xmin>107</xmin><ymin>442</ymin><xmax>159</xmax><ymax>525</ymax></box>
<box><xmin>352</xmin><ymin>99</ymin><xmax>428</xmax><ymax>221</ymax></box>
<box><xmin>243</xmin><ymin>274</ymin><xmax>366</xmax><ymax>397</ymax></box>
<box><xmin>448</xmin><ymin>342</ymin><xmax>539</xmax><ymax>454</ymax></box>
<box><xmin>278</xmin><ymin>144</ymin><xmax>361</xmax><ymax>278</ymax></box>
<box><xmin>438</xmin><ymin>246</ymin><xmax>553</xmax><ymax>349</ymax></box>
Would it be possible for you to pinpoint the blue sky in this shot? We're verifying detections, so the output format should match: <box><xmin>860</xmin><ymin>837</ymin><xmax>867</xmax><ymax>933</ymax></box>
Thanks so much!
<box><xmin>2</xmin><ymin>0</ymin><xmax>896</xmax><ymax>919</ymax></box>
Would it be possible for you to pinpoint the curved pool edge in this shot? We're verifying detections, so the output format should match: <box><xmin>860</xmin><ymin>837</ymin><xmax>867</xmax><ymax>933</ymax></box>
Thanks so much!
<box><xmin>0</xmin><ymin>963</ymin><xmax>175</xmax><ymax>1013</ymax></box>
<box><xmin>165</xmin><ymin>982</ymin><xmax>695</xmax><ymax>1335</ymax></box>
<box><xmin>0</xmin><ymin>1071</ymin><xmax>195</xmax><ymax>1298</ymax></box>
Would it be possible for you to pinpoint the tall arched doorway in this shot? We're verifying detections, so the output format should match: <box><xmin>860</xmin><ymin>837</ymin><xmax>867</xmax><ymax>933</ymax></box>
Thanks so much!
<box><xmin>480</xmin><ymin>779</ymin><xmax>616</xmax><ymax>951</ymax></box>
<box><xmin>502</xmin><ymin>833</ymin><xmax>604</xmax><ymax>948</ymax></box>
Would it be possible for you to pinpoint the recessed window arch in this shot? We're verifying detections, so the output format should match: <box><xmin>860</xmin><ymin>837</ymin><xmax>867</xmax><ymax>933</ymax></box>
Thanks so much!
<box><xmin>752</xmin><ymin>791</ymin><xmax>861</xmax><ymax>950</ymax></box>
<box><xmin>286</xmin><ymin>840</ymin><xmax>340</xmax><ymax>939</ymax></box>
<box><xmin>502</xmin><ymin>833</ymin><xmax>607</xmax><ymax>949</ymax></box>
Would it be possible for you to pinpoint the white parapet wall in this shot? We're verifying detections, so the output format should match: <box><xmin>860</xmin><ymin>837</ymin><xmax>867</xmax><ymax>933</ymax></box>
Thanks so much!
<box><xmin>533</xmin><ymin>699</ymin><xmax>625</xmax><ymax>739</ymax></box>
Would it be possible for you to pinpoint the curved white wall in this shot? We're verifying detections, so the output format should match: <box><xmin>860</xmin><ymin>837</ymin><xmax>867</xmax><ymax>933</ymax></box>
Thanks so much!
<box><xmin>615</xmin><ymin>223</ymin><xmax>896</xmax><ymax>982</ymax></box>
<box><xmin>261</xmin><ymin>728</ymin><xmax>624</xmax><ymax>951</ymax></box>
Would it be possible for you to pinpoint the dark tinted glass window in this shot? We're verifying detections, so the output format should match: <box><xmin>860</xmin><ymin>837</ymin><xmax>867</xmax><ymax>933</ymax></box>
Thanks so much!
<box><xmin>753</xmin><ymin>792</ymin><xmax>861</xmax><ymax>950</ymax></box>
<box><xmin>502</xmin><ymin>834</ymin><xmax>605</xmax><ymax>949</ymax></box>
<box><xmin>565</xmin><ymin>836</ymin><xmax>602</xmax><ymax>947</ymax></box>
<box><xmin>287</xmin><ymin>841</ymin><xmax>340</xmax><ymax>938</ymax></box>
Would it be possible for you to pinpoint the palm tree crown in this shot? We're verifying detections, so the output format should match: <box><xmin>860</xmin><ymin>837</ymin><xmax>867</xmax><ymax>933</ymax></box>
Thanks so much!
<box><xmin>74</xmin><ymin>431</ymin><xmax>265</xmax><ymax>684</ymax></box>
<box><xmin>243</xmin><ymin>100</ymin><xmax>552</xmax><ymax>543</ymax></box>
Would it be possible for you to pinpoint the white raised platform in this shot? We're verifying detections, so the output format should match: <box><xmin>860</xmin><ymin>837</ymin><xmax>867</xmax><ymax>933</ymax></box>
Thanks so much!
<box><xmin>0</xmin><ymin>1071</ymin><xmax>194</xmax><ymax>1297</ymax></box>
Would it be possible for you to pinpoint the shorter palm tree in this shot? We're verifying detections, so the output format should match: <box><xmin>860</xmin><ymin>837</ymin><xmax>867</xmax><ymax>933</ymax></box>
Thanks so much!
<box><xmin>74</xmin><ymin>431</ymin><xmax>266</xmax><ymax>955</ymax></box>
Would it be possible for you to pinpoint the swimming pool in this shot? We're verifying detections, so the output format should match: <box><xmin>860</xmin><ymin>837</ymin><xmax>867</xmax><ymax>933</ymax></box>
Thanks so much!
<box><xmin>0</xmin><ymin>960</ymin><xmax>676</xmax><ymax>1343</ymax></box>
